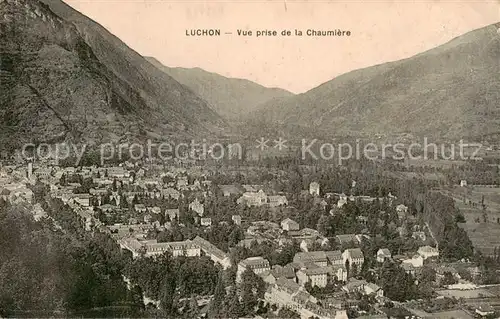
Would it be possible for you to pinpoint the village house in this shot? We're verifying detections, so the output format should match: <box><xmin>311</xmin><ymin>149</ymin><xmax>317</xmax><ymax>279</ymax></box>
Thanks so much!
<box><xmin>242</xmin><ymin>184</ymin><xmax>264</xmax><ymax>192</ymax></box>
<box><xmin>189</xmin><ymin>198</ymin><xmax>204</xmax><ymax>217</ymax></box>
<box><xmin>268</xmin><ymin>195</ymin><xmax>288</xmax><ymax>207</ymax></box>
<box><xmin>376</xmin><ymin>248</ymin><xmax>392</xmax><ymax>263</ymax></box>
<box><xmin>90</xmin><ymin>188</ymin><xmax>108</xmax><ymax>197</ymax></box>
<box><xmin>165</xmin><ymin>208</ymin><xmax>179</xmax><ymax>221</ymax></box>
<box><xmin>299</xmin><ymin>238</ymin><xmax>315</xmax><ymax>252</ymax></box>
<box><xmin>288</xmin><ymin>228</ymin><xmax>321</xmax><ymax>242</ymax></box>
<box><xmin>176</xmin><ymin>177</ymin><xmax>188</xmax><ymax>189</ymax></box>
<box><xmin>237</xmin><ymin>190</ymin><xmax>268</xmax><ymax>207</ymax></box>
<box><xmin>342</xmin><ymin>278</ymin><xmax>368</xmax><ymax>294</ymax></box>
<box><xmin>326</xmin><ymin>250</ymin><xmax>344</xmax><ymax>266</ymax></box>
<box><xmin>297</xmin><ymin>265</ymin><xmax>329</xmax><ymax>288</ymax></box>
<box><xmin>161</xmin><ymin>187</ymin><xmax>180</xmax><ymax>200</ymax></box>
<box><xmin>309</xmin><ymin>182</ymin><xmax>320</xmax><ymax>196</ymax></box>
<box><xmin>412</xmin><ymin>231</ymin><xmax>426</xmax><ymax>241</ymax></box>
<box><xmin>219</xmin><ymin>184</ymin><xmax>242</xmax><ymax>197</ymax></box>
<box><xmin>336</xmin><ymin>233</ymin><xmax>362</xmax><ymax>246</ymax></box>
<box><xmin>402</xmin><ymin>263</ymin><xmax>417</xmax><ymax>275</ymax></box>
<box><xmin>327</xmin><ymin>264</ymin><xmax>348</xmax><ymax>282</ymax></box>
<box><xmin>294</xmin><ymin>251</ymin><xmax>328</xmax><ymax>267</ymax></box>
<box><xmin>72</xmin><ymin>194</ymin><xmax>91</xmax><ymax>207</ymax></box>
<box><xmin>192</xmin><ymin>236</ymin><xmax>231</xmax><ymax>269</ymax></box>
<box><xmin>363</xmin><ymin>283</ymin><xmax>384</xmax><ymax>297</ymax></box>
<box><xmin>237</xmin><ymin>257</ymin><xmax>271</xmax><ymax>282</ymax></box>
<box><xmin>200</xmin><ymin>217</ymin><xmax>212</xmax><ymax>227</ymax></box>
<box><xmin>149</xmin><ymin>206</ymin><xmax>162</xmax><ymax>215</ymax></box>
<box><xmin>34</xmin><ymin>167</ymin><xmax>53</xmax><ymax>180</ymax></box>
<box><xmin>143</xmin><ymin>214</ymin><xmax>153</xmax><ymax>224</ymax></box>
<box><xmin>402</xmin><ymin>254</ymin><xmax>424</xmax><ymax>268</ymax></box>
<box><xmin>119</xmin><ymin>238</ymin><xmax>201</xmax><ymax>258</ymax></box>
<box><xmin>1</xmin><ymin>183</ymin><xmax>34</xmax><ymax>204</ymax></box>
<box><xmin>475</xmin><ymin>305</ymin><xmax>494</xmax><ymax>317</ymax></box>
<box><xmin>270</xmin><ymin>264</ymin><xmax>296</xmax><ymax>281</ymax></box>
<box><xmin>342</xmin><ymin>248</ymin><xmax>365</xmax><ymax>268</ymax></box>
<box><xmin>231</xmin><ymin>214</ymin><xmax>242</xmax><ymax>225</ymax></box>
<box><xmin>418</xmin><ymin>245</ymin><xmax>439</xmax><ymax>259</ymax></box>
<box><xmin>99</xmin><ymin>204</ymin><xmax>117</xmax><ymax>213</ymax></box>
<box><xmin>238</xmin><ymin>234</ymin><xmax>268</xmax><ymax>248</ymax></box>
<box><xmin>142</xmin><ymin>178</ymin><xmax>160</xmax><ymax>187</ymax></box>
<box><xmin>134</xmin><ymin>204</ymin><xmax>147</xmax><ymax>213</ymax></box>
<box><xmin>281</xmin><ymin>218</ymin><xmax>300</xmax><ymax>231</ymax></box>
<box><xmin>93</xmin><ymin>177</ymin><xmax>113</xmax><ymax>187</ymax></box>
<box><xmin>337</xmin><ymin>193</ymin><xmax>348</xmax><ymax>208</ymax></box>
<box><xmin>264</xmin><ymin>278</ymin><xmax>316</xmax><ymax>315</ymax></box>
<box><xmin>396</xmin><ymin>204</ymin><xmax>408</xmax><ymax>219</ymax></box>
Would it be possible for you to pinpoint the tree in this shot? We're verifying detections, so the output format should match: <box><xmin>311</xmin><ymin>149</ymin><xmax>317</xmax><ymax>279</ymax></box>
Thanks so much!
<box><xmin>420</xmin><ymin>265</ymin><xmax>436</xmax><ymax>284</ymax></box>
<box><xmin>208</xmin><ymin>271</ymin><xmax>225</xmax><ymax>318</ymax></box>
<box><xmin>240</xmin><ymin>269</ymin><xmax>265</xmax><ymax>315</ymax></box>
<box><xmin>222</xmin><ymin>285</ymin><xmax>242</xmax><ymax>318</ymax></box>
<box><xmin>278</xmin><ymin>307</ymin><xmax>300</xmax><ymax>319</ymax></box>
<box><xmin>442</xmin><ymin>272</ymin><xmax>457</xmax><ymax>286</ymax></box>
<box><xmin>317</xmin><ymin>214</ymin><xmax>334</xmax><ymax>236</ymax></box>
<box><xmin>183</xmin><ymin>295</ymin><xmax>200</xmax><ymax>319</ymax></box>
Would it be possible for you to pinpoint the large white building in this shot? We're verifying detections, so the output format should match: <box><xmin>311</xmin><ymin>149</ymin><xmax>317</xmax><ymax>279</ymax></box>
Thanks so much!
<box><xmin>192</xmin><ymin>236</ymin><xmax>231</xmax><ymax>269</ymax></box>
<box><xmin>297</xmin><ymin>266</ymin><xmax>328</xmax><ymax>288</ymax></box>
<box><xmin>418</xmin><ymin>245</ymin><xmax>439</xmax><ymax>259</ymax></box>
<box><xmin>119</xmin><ymin>238</ymin><xmax>201</xmax><ymax>258</ymax></box>
<box><xmin>342</xmin><ymin>248</ymin><xmax>365</xmax><ymax>268</ymax></box>
<box><xmin>237</xmin><ymin>190</ymin><xmax>268</xmax><ymax>207</ymax></box>
<box><xmin>237</xmin><ymin>256</ymin><xmax>270</xmax><ymax>282</ymax></box>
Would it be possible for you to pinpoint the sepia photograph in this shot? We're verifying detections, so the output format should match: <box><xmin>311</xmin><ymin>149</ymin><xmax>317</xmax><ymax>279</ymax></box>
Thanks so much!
<box><xmin>1</xmin><ymin>0</ymin><xmax>500</xmax><ymax>318</ymax></box>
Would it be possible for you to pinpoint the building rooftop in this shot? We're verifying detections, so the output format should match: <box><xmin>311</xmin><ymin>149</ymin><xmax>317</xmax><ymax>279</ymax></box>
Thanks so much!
<box><xmin>294</xmin><ymin>251</ymin><xmax>328</xmax><ymax>264</ymax></box>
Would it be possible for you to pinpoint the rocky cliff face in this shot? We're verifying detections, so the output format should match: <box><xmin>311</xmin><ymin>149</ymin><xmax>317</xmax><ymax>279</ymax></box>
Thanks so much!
<box><xmin>0</xmin><ymin>0</ymin><xmax>227</xmax><ymax>151</ymax></box>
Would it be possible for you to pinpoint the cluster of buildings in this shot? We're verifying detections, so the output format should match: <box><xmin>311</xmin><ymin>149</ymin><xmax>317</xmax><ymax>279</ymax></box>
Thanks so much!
<box><xmin>0</xmin><ymin>165</ymin><xmax>34</xmax><ymax>205</ymax></box>
<box><xmin>118</xmin><ymin>235</ymin><xmax>232</xmax><ymax>269</ymax></box>
<box><xmin>3</xmin><ymin>160</ymin><xmax>470</xmax><ymax>318</ymax></box>
<box><xmin>234</xmin><ymin>247</ymin><xmax>368</xmax><ymax>319</ymax></box>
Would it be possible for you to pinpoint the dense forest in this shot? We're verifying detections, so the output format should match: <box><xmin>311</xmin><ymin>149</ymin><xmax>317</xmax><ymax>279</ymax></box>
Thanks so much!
<box><xmin>0</xmin><ymin>198</ymin><xmax>143</xmax><ymax>317</ymax></box>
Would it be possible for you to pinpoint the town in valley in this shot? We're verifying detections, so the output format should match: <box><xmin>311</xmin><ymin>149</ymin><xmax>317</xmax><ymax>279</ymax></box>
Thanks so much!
<box><xmin>2</xmin><ymin>144</ymin><xmax>500</xmax><ymax>319</ymax></box>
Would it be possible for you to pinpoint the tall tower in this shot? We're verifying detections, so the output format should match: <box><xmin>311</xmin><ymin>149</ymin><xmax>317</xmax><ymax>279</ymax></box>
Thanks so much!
<box><xmin>27</xmin><ymin>159</ymin><xmax>33</xmax><ymax>180</ymax></box>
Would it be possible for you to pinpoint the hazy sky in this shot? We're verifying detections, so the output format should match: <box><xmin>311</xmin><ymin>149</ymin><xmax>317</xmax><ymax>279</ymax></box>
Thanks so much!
<box><xmin>64</xmin><ymin>0</ymin><xmax>499</xmax><ymax>93</ymax></box>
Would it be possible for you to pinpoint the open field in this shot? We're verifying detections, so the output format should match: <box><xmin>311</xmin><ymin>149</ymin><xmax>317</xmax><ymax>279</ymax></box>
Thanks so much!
<box><xmin>437</xmin><ymin>289</ymin><xmax>495</xmax><ymax>299</ymax></box>
<box><xmin>440</xmin><ymin>186</ymin><xmax>500</xmax><ymax>223</ymax></box>
<box><xmin>425</xmin><ymin>309</ymin><xmax>474</xmax><ymax>319</ymax></box>
<box><xmin>458</xmin><ymin>223</ymin><xmax>500</xmax><ymax>256</ymax></box>
<box><xmin>403</xmin><ymin>158</ymin><xmax>466</xmax><ymax>169</ymax></box>
<box><xmin>438</xmin><ymin>186</ymin><xmax>500</xmax><ymax>256</ymax></box>
<box><xmin>384</xmin><ymin>171</ymin><xmax>447</xmax><ymax>182</ymax></box>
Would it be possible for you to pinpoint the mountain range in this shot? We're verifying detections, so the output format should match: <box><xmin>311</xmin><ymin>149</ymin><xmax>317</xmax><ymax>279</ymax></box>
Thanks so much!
<box><xmin>0</xmin><ymin>0</ymin><xmax>227</xmax><ymax>151</ymax></box>
<box><xmin>145</xmin><ymin>57</ymin><xmax>293</xmax><ymax>121</ymax></box>
<box><xmin>1</xmin><ymin>0</ymin><xmax>500</xmax><ymax>151</ymax></box>
<box><xmin>247</xmin><ymin>23</ymin><xmax>500</xmax><ymax>141</ymax></box>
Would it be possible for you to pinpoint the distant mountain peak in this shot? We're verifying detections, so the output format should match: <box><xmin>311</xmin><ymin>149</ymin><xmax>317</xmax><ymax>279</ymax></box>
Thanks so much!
<box><xmin>145</xmin><ymin>57</ymin><xmax>294</xmax><ymax>121</ymax></box>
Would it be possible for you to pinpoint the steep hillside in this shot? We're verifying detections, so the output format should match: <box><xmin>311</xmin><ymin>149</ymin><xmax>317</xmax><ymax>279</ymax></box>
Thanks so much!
<box><xmin>146</xmin><ymin>57</ymin><xmax>293</xmax><ymax>121</ymax></box>
<box><xmin>0</xmin><ymin>0</ymin><xmax>226</xmax><ymax>151</ymax></box>
<box><xmin>251</xmin><ymin>23</ymin><xmax>500</xmax><ymax>141</ymax></box>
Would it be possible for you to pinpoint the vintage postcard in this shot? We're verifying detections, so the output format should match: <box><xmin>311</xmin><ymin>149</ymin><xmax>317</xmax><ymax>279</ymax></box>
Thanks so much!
<box><xmin>1</xmin><ymin>0</ymin><xmax>500</xmax><ymax>318</ymax></box>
